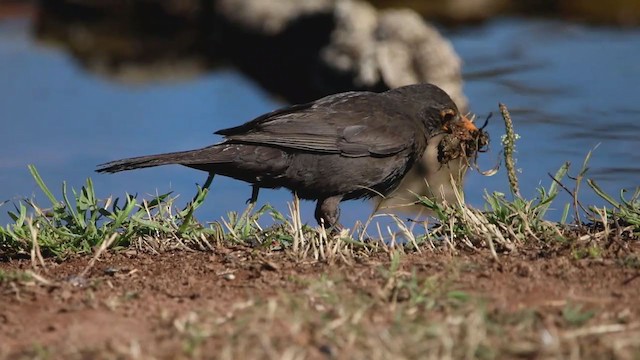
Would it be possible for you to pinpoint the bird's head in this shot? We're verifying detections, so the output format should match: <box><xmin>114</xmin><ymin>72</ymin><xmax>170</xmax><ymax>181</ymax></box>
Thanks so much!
<box><xmin>376</xmin><ymin>84</ymin><xmax>490</xmax><ymax>215</ymax></box>
<box><xmin>388</xmin><ymin>83</ymin><xmax>489</xmax><ymax>164</ymax></box>
<box><xmin>387</xmin><ymin>83</ymin><xmax>478</xmax><ymax>136</ymax></box>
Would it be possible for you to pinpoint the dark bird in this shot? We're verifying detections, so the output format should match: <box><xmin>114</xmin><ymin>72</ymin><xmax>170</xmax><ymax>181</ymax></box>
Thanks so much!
<box><xmin>96</xmin><ymin>83</ymin><xmax>478</xmax><ymax>227</ymax></box>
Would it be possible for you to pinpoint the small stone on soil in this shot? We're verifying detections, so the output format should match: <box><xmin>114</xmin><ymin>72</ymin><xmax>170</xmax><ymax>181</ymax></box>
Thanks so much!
<box><xmin>222</xmin><ymin>273</ymin><xmax>236</xmax><ymax>281</ymax></box>
<box><xmin>104</xmin><ymin>267</ymin><xmax>119</xmax><ymax>276</ymax></box>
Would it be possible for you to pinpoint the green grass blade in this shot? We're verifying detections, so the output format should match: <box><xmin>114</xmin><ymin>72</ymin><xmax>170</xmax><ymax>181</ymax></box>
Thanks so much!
<box><xmin>587</xmin><ymin>179</ymin><xmax>620</xmax><ymax>208</ymax></box>
<box><xmin>62</xmin><ymin>181</ymin><xmax>84</xmax><ymax>229</ymax></box>
<box><xmin>178</xmin><ymin>174</ymin><xmax>214</xmax><ymax>234</ymax></box>
<box><xmin>561</xmin><ymin>203</ymin><xmax>570</xmax><ymax>224</ymax></box>
<box><xmin>28</xmin><ymin>165</ymin><xmax>58</xmax><ymax>206</ymax></box>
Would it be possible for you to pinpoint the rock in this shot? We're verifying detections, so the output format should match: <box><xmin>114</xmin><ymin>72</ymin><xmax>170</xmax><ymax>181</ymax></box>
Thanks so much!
<box><xmin>320</xmin><ymin>1</ymin><xmax>380</xmax><ymax>87</ymax></box>
<box><xmin>319</xmin><ymin>0</ymin><xmax>466</xmax><ymax>109</ymax></box>
<box><xmin>370</xmin><ymin>0</ymin><xmax>509</xmax><ymax>24</ymax></box>
<box><xmin>35</xmin><ymin>0</ymin><xmax>467</xmax><ymax>107</ymax></box>
<box><xmin>376</xmin><ymin>9</ymin><xmax>466</xmax><ymax>108</ymax></box>
<box><xmin>214</xmin><ymin>0</ymin><xmax>466</xmax><ymax>108</ymax></box>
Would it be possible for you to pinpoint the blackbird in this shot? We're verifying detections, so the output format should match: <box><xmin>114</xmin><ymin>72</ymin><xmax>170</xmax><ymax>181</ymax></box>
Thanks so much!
<box><xmin>96</xmin><ymin>83</ymin><xmax>478</xmax><ymax>227</ymax></box>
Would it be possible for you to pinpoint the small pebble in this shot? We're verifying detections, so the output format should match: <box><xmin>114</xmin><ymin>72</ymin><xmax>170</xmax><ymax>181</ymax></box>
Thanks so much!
<box><xmin>222</xmin><ymin>273</ymin><xmax>235</xmax><ymax>281</ymax></box>
<box><xmin>104</xmin><ymin>267</ymin><xmax>119</xmax><ymax>276</ymax></box>
<box><xmin>65</xmin><ymin>275</ymin><xmax>87</xmax><ymax>287</ymax></box>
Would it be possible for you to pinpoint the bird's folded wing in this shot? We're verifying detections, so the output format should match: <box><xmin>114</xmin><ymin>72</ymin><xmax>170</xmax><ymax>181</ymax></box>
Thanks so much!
<box><xmin>215</xmin><ymin>92</ymin><xmax>416</xmax><ymax>157</ymax></box>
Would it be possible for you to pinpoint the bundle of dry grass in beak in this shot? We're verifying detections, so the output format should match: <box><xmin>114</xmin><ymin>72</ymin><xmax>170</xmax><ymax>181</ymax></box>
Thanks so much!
<box><xmin>437</xmin><ymin>113</ymin><xmax>490</xmax><ymax>167</ymax></box>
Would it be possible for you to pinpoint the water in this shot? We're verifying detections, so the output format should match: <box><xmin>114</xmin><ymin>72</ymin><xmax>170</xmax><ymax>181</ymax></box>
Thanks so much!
<box><xmin>1</xmin><ymin>17</ymin><xmax>639</xmax><ymax>228</ymax></box>
<box><xmin>454</xmin><ymin>19</ymin><xmax>640</xmax><ymax>213</ymax></box>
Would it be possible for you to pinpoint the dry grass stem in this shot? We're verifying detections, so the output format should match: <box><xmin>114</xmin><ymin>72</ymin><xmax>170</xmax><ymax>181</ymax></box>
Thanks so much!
<box><xmin>499</xmin><ymin>103</ymin><xmax>521</xmax><ymax>198</ymax></box>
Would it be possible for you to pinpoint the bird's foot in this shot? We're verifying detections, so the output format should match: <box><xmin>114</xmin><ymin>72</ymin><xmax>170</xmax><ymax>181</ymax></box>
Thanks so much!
<box><xmin>246</xmin><ymin>185</ymin><xmax>260</xmax><ymax>205</ymax></box>
<box><xmin>314</xmin><ymin>196</ymin><xmax>343</xmax><ymax>232</ymax></box>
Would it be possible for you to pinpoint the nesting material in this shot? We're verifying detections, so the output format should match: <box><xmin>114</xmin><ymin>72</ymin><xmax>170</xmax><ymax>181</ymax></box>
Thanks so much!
<box><xmin>437</xmin><ymin>120</ymin><xmax>490</xmax><ymax>166</ymax></box>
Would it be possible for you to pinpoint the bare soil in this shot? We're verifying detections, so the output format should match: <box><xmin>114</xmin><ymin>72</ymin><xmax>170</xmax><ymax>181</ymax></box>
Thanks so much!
<box><xmin>1</xmin><ymin>244</ymin><xmax>640</xmax><ymax>359</ymax></box>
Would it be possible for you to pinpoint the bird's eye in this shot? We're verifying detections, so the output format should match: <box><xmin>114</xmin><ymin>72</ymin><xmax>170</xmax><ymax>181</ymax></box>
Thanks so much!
<box><xmin>440</xmin><ymin>109</ymin><xmax>456</xmax><ymax>123</ymax></box>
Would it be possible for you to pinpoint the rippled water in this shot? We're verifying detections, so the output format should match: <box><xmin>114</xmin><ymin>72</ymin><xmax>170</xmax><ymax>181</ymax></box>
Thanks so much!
<box><xmin>455</xmin><ymin>19</ymin><xmax>640</xmax><ymax>213</ymax></box>
<box><xmin>1</xmin><ymin>17</ymin><xmax>639</xmax><ymax>227</ymax></box>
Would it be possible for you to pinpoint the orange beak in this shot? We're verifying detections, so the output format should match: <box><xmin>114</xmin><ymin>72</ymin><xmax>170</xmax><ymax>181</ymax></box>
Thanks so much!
<box><xmin>459</xmin><ymin>114</ymin><xmax>478</xmax><ymax>132</ymax></box>
<box><xmin>442</xmin><ymin>114</ymin><xmax>478</xmax><ymax>132</ymax></box>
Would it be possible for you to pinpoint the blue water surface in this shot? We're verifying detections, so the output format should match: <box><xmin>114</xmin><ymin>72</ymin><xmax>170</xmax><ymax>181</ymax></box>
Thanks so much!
<box><xmin>1</xmin><ymin>17</ymin><xmax>639</xmax><ymax>228</ymax></box>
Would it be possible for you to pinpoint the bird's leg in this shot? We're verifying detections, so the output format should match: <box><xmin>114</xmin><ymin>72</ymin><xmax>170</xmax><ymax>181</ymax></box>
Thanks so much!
<box><xmin>246</xmin><ymin>185</ymin><xmax>260</xmax><ymax>205</ymax></box>
<box><xmin>314</xmin><ymin>196</ymin><xmax>343</xmax><ymax>231</ymax></box>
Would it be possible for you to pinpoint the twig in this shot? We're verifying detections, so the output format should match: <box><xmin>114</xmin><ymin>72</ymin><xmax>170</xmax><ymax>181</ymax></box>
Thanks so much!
<box><xmin>289</xmin><ymin>192</ymin><xmax>304</xmax><ymax>253</ymax></box>
<box><xmin>27</xmin><ymin>218</ymin><xmax>46</xmax><ymax>270</ymax></box>
<box><xmin>547</xmin><ymin>173</ymin><xmax>590</xmax><ymax>220</ymax></box>
<box><xmin>562</xmin><ymin>323</ymin><xmax>640</xmax><ymax>339</ymax></box>
<box><xmin>24</xmin><ymin>270</ymin><xmax>53</xmax><ymax>286</ymax></box>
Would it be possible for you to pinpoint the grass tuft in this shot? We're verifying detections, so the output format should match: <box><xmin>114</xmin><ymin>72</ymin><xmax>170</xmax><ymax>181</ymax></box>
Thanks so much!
<box><xmin>0</xmin><ymin>165</ymin><xmax>225</xmax><ymax>258</ymax></box>
<box><xmin>412</xmin><ymin>103</ymin><xmax>638</xmax><ymax>254</ymax></box>
<box><xmin>0</xmin><ymin>103</ymin><xmax>638</xmax><ymax>261</ymax></box>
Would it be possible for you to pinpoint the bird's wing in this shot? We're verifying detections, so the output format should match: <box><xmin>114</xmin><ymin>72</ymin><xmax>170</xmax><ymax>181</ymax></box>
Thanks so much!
<box><xmin>215</xmin><ymin>92</ymin><xmax>417</xmax><ymax>157</ymax></box>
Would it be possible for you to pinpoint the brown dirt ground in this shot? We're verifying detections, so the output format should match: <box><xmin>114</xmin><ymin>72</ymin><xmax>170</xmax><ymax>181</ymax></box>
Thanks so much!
<box><xmin>1</xmin><ymin>243</ymin><xmax>640</xmax><ymax>359</ymax></box>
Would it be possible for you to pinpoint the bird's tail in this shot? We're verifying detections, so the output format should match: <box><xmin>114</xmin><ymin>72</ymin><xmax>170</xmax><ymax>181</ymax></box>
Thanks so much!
<box><xmin>96</xmin><ymin>145</ymin><xmax>222</xmax><ymax>173</ymax></box>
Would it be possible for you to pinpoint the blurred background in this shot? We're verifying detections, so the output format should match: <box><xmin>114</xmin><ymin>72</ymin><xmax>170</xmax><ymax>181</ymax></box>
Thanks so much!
<box><xmin>1</xmin><ymin>0</ymin><xmax>639</xmax><ymax>227</ymax></box>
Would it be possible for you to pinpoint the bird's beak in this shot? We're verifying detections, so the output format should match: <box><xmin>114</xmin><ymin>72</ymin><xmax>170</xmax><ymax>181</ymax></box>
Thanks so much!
<box><xmin>458</xmin><ymin>114</ymin><xmax>478</xmax><ymax>132</ymax></box>
<box><xmin>441</xmin><ymin>114</ymin><xmax>478</xmax><ymax>132</ymax></box>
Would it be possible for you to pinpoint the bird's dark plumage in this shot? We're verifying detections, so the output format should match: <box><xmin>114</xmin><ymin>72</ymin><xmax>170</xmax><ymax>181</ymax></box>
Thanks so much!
<box><xmin>96</xmin><ymin>83</ymin><xmax>478</xmax><ymax>227</ymax></box>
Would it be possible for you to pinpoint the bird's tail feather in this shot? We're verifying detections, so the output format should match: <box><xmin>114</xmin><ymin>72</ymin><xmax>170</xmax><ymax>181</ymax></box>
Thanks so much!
<box><xmin>96</xmin><ymin>145</ymin><xmax>221</xmax><ymax>173</ymax></box>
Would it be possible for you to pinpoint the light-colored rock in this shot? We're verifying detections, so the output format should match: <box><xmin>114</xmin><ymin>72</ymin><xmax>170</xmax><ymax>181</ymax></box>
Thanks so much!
<box><xmin>215</xmin><ymin>0</ymin><xmax>466</xmax><ymax>109</ymax></box>
<box><xmin>376</xmin><ymin>9</ymin><xmax>466</xmax><ymax>109</ymax></box>
<box><xmin>320</xmin><ymin>0</ymin><xmax>466</xmax><ymax>109</ymax></box>
<box><xmin>321</xmin><ymin>0</ymin><xmax>379</xmax><ymax>86</ymax></box>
